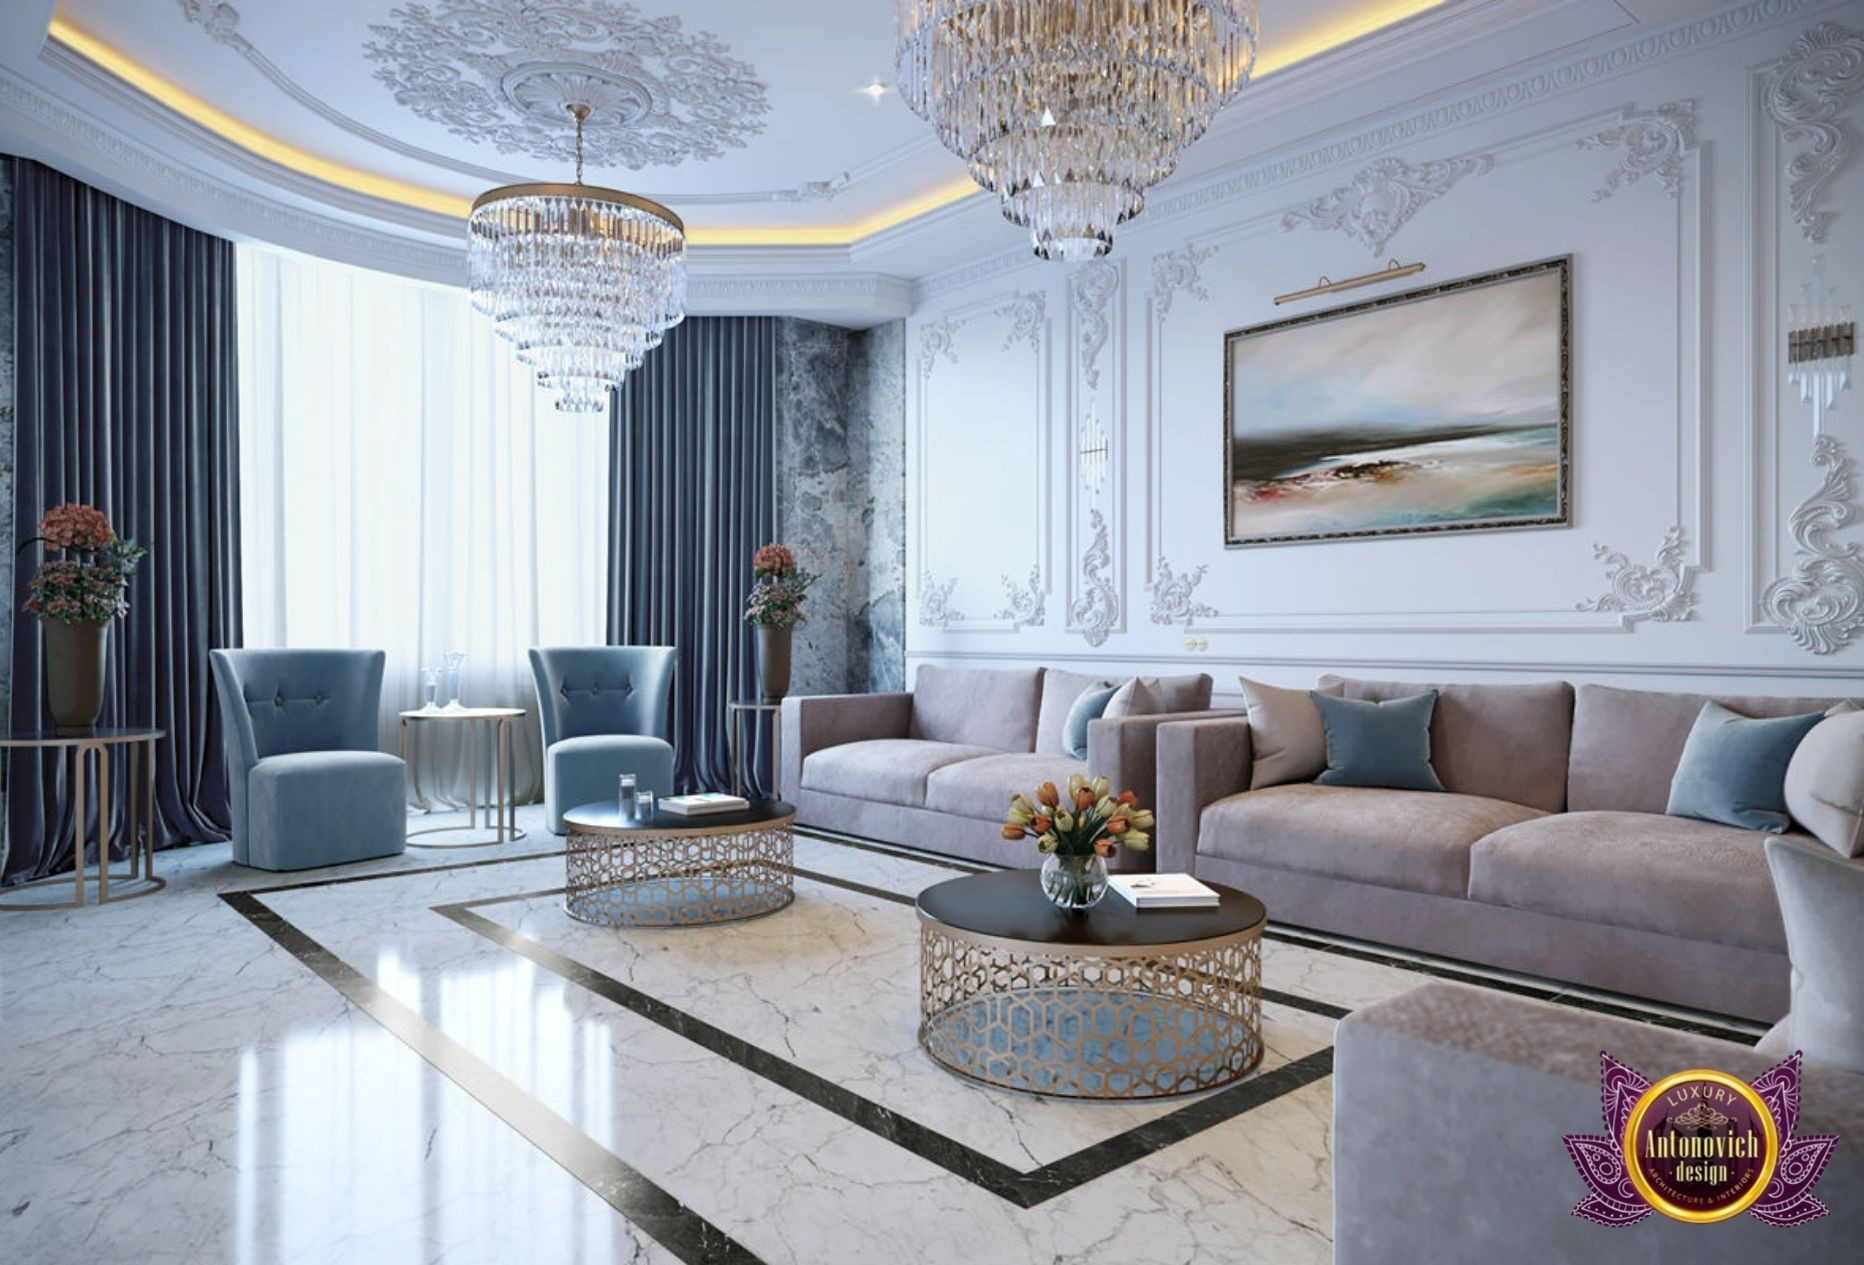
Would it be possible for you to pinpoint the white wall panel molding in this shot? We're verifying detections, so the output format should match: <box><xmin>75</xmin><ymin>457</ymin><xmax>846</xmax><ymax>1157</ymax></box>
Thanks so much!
<box><xmin>1761</xmin><ymin>20</ymin><xmax>1864</xmax><ymax>244</ymax></box>
<box><xmin>1576</xmin><ymin>527</ymin><xmax>1700</xmax><ymax>622</ymax></box>
<box><xmin>1065</xmin><ymin>260</ymin><xmax>1126</xmax><ymax>647</ymax></box>
<box><xmin>1760</xmin><ymin>435</ymin><xmax>1864</xmax><ymax>652</ymax></box>
<box><xmin>1577</xmin><ymin>99</ymin><xmax>1701</xmax><ymax>200</ymax></box>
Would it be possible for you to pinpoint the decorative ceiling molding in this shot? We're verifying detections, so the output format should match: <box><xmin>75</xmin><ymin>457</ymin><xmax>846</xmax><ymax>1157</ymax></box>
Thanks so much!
<box><xmin>1069</xmin><ymin>261</ymin><xmax>1119</xmax><ymax>391</ymax></box>
<box><xmin>1147</xmin><ymin>558</ymin><xmax>1219</xmax><ymax>630</ymax></box>
<box><xmin>1577</xmin><ymin>99</ymin><xmax>1698</xmax><ymax>200</ymax></box>
<box><xmin>176</xmin><ymin>0</ymin><xmax>848</xmax><ymax>205</ymax></box>
<box><xmin>1067</xmin><ymin>509</ymin><xmax>1120</xmax><ymax>648</ymax></box>
<box><xmin>1576</xmin><ymin>527</ymin><xmax>1698</xmax><ymax>623</ymax></box>
<box><xmin>1762</xmin><ymin>21</ymin><xmax>1864</xmax><ymax>244</ymax></box>
<box><xmin>1279</xmin><ymin>153</ymin><xmax>1494</xmax><ymax>255</ymax></box>
<box><xmin>993</xmin><ymin>567</ymin><xmax>1045</xmax><ymax>630</ymax></box>
<box><xmin>362</xmin><ymin>0</ymin><xmax>767</xmax><ymax>171</ymax></box>
<box><xmin>1761</xmin><ymin>436</ymin><xmax>1864</xmax><ymax>655</ymax></box>
<box><xmin>994</xmin><ymin>291</ymin><xmax>1045</xmax><ymax>353</ymax></box>
<box><xmin>1149</xmin><ymin>241</ymin><xmax>1216</xmax><ymax>320</ymax></box>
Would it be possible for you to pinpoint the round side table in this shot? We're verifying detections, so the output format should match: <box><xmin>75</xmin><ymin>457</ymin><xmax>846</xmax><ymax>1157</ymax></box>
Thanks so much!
<box><xmin>916</xmin><ymin>870</ymin><xmax>1265</xmax><ymax>1099</ymax></box>
<box><xmin>0</xmin><ymin>727</ymin><xmax>166</xmax><ymax>910</ymax></box>
<box><xmin>399</xmin><ymin>708</ymin><xmax>527</xmax><ymax>848</ymax></box>
<box><xmin>561</xmin><ymin>799</ymin><xmax>795</xmax><ymax>927</ymax></box>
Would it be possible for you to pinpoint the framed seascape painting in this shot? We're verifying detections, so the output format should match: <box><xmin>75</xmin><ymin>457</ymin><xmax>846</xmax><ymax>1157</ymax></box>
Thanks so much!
<box><xmin>1223</xmin><ymin>257</ymin><xmax>1570</xmax><ymax>547</ymax></box>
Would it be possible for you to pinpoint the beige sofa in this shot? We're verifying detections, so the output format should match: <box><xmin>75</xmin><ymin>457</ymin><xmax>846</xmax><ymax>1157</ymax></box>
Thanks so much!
<box><xmin>1158</xmin><ymin>678</ymin><xmax>1862</xmax><ymax>1022</ymax></box>
<box><xmin>781</xmin><ymin>664</ymin><xmax>1226</xmax><ymax>869</ymax></box>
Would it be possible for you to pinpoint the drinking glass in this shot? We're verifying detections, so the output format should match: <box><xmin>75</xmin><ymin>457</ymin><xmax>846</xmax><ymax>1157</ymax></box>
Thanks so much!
<box><xmin>618</xmin><ymin>773</ymin><xmax>639</xmax><ymax>821</ymax></box>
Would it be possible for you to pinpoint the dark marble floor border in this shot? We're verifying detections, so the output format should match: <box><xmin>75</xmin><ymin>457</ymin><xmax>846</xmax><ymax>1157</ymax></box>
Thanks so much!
<box><xmin>219</xmin><ymin>889</ymin><xmax>761</xmax><ymax>1265</ymax></box>
<box><xmin>439</xmin><ymin>877</ymin><xmax>1336</xmax><ymax>1210</ymax></box>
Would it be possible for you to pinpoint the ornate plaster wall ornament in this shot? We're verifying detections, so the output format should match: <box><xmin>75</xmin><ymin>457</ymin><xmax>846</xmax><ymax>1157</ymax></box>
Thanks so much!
<box><xmin>1577</xmin><ymin>100</ymin><xmax>1699</xmax><ymax>200</ymax></box>
<box><xmin>916</xmin><ymin>572</ymin><xmax>964</xmax><ymax>629</ymax></box>
<box><xmin>363</xmin><ymin>0</ymin><xmax>770</xmax><ymax>170</ymax></box>
<box><xmin>1147</xmin><ymin>558</ymin><xmax>1219</xmax><ymax>629</ymax></box>
<box><xmin>1279</xmin><ymin>154</ymin><xmax>1494</xmax><ymax>255</ymax></box>
<box><xmin>1761</xmin><ymin>435</ymin><xmax>1864</xmax><ymax>655</ymax></box>
<box><xmin>995</xmin><ymin>291</ymin><xmax>1046</xmax><ymax>352</ymax></box>
<box><xmin>1068</xmin><ymin>510</ymin><xmax>1121</xmax><ymax>647</ymax></box>
<box><xmin>1576</xmin><ymin>527</ymin><xmax>1699</xmax><ymax>623</ymax></box>
<box><xmin>1149</xmin><ymin>241</ymin><xmax>1217</xmax><ymax>320</ymax></box>
<box><xmin>1069</xmin><ymin>261</ymin><xmax>1120</xmax><ymax>389</ymax></box>
<box><xmin>994</xmin><ymin>567</ymin><xmax>1046</xmax><ymax>629</ymax></box>
<box><xmin>1762</xmin><ymin>22</ymin><xmax>1864</xmax><ymax>244</ymax></box>
<box><xmin>918</xmin><ymin>316</ymin><xmax>960</xmax><ymax>380</ymax></box>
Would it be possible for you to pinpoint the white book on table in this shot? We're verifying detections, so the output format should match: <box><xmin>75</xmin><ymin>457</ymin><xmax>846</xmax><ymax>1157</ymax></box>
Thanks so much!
<box><xmin>660</xmin><ymin>793</ymin><xmax>750</xmax><ymax>817</ymax></box>
<box><xmin>1109</xmin><ymin>873</ymin><xmax>1220</xmax><ymax>909</ymax></box>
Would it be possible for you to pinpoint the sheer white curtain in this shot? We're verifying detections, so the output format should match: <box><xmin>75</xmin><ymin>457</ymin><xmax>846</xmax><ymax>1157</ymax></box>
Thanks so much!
<box><xmin>235</xmin><ymin>245</ymin><xmax>610</xmax><ymax>807</ymax></box>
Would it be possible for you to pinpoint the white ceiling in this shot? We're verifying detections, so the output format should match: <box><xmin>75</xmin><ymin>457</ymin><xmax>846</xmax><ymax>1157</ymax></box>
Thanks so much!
<box><xmin>0</xmin><ymin>0</ymin><xmax>1730</xmax><ymax>320</ymax></box>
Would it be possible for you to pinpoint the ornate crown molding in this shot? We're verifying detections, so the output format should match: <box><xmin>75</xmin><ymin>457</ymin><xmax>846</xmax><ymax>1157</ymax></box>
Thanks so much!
<box><xmin>994</xmin><ymin>567</ymin><xmax>1045</xmax><ymax>629</ymax></box>
<box><xmin>1577</xmin><ymin>99</ymin><xmax>1699</xmax><ymax>200</ymax></box>
<box><xmin>1149</xmin><ymin>242</ymin><xmax>1217</xmax><ymax>320</ymax></box>
<box><xmin>1576</xmin><ymin>527</ymin><xmax>1698</xmax><ymax>623</ymax></box>
<box><xmin>916</xmin><ymin>572</ymin><xmax>964</xmax><ymax>629</ymax></box>
<box><xmin>1069</xmin><ymin>262</ymin><xmax>1120</xmax><ymax>390</ymax></box>
<box><xmin>179</xmin><ymin>0</ymin><xmax>846</xmax><ymax>205</ymax></box>
<box><xmin>1279</xmin><ymin>153</ymin><xmax>1494</xmax><ymax>255</ymax></box>
<box><xmin>1763</xmin><ymin>21</ymin><xmax>1864</xmax><ymax>244</ymax></box>
<box><xmin>1761</xmin><ymin>435</ymin><xmax>1864</xmax><ymax>654</ymax></box>
<box><xmin>1068</xmin><ymin>509</ymin><xmax>1120</xmax><ymax>648</ymax></box>
<box><xmin>363</xmin><ymin>0</ymin><xmax>768</xmax><ymax>171</ymax></box>
<box><xmin>1147</xmin><ymin>558</ymin><xmax>1219</xmax><ymax>630</ymax></box>
<box><xmin>994</xmin><ymin>292</ymin><xmax>1045</xmax><ymax>352</ymax></box>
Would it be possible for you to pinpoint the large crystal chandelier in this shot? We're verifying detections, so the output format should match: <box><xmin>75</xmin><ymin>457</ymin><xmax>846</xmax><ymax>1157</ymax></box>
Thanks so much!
<box><xmin>468</xmin><ymin>104</ymin><xmax>686</xmax><ymax>413</ymax></box>
<box><xmin>895</xmin><ymin>1</ymin><xmax>1258</xmax><ymax>261</ymax></box>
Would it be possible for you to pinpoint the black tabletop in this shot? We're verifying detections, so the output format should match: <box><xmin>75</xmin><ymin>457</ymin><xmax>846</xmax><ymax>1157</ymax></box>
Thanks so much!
<box><xmin>916</xmin><ymin>870</ymin><xmax>1266</xmax><ymax>947</ymax></box>
<box><xmin>563</xmin><ymin>799</ymin><xmax>795</xmax><ymax>833</ymax></box>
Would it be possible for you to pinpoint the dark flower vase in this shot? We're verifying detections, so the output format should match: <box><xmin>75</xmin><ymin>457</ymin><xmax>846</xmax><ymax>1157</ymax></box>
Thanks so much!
<box><xmin>755</xmin><ymin>625</ymin><xmax>792</xmax><ymax>703</ymax></box>
<box><xmin>44</xmin><ymin>618</ymin><xmax>109</xmax><ymax>733</ymax></box>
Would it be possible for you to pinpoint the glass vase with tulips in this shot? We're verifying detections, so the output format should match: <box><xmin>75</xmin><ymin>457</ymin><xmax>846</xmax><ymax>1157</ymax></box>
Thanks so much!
<box><xmin>1002</xmin><ymin>775</ymin><xmax>1155</xmax><ymax>910</ymax></box>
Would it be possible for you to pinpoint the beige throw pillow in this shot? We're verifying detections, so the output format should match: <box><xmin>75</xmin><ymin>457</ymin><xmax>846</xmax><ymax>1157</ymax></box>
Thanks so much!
<box><xmin>1240</xmin><ymin>676</ymin><xmax>1344</xmax><ymax>788</ymax></box>
<box><xmin>1784</xmin><ymin>707</ymin><xmax>1864</xmax><ymax>857</ymax></box>
<box><xmin>1103</xmin><ymin>677</ymin><xmax>1164</xmax><ymax>720</ymax></box>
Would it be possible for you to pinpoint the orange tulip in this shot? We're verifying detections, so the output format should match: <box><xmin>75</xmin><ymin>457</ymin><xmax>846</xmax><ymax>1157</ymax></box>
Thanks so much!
<box><xmin>1074</xmin><ymin>787</ymin><xmax>1095</xmax><ymax>811</ymax></box>
<box><xmin>1036</xmin><ymin>781</ymin><xmax>1061</xmax><ymax>808</ymax></box>
<box><xmin>1116</xmin><ymin>790</ymin><xmax>1138</xmax><ymax>807</ymax></box>
<box><xmin>1093</xmin><ymin>838</ymin><xmax>1117</xmax><ymax>857</ymax></box>
<box><xmin>1031</xmin><ymin>814</ymin><xmax>1052</xmax><ymax>834</ymax></box>
<box><xmin>1001</xmin><ymin>823</ymin><xmax>1027</xmax><ymax>840</ymax></box>
<box><xmin>1106</xmin><ymin>817</ymin><xmax>1128</xmax><ymax>835</ymax></box>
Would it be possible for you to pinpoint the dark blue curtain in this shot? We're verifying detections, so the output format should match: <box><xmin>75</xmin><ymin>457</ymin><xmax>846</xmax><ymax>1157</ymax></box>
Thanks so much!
<box><xmin>5</xmin><ymin>158</ymin><xmax>241</xmax><ymax>883</ymax></box>
<box><xmin>608</xmin><ymin>317</ymin><xmax>777</xmax><ymax>794</ymax></box>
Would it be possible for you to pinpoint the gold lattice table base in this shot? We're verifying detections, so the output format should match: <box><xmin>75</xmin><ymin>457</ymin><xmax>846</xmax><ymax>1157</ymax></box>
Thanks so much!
<box><xmin>917</xmin><ymin>918</ymin><xmax>1263</xmax><ymax>1099</ymax></box>
<box><xmin>564</xmin><ymin>819</ymin><xmax>795</xmax><ymax>927</ymax></box>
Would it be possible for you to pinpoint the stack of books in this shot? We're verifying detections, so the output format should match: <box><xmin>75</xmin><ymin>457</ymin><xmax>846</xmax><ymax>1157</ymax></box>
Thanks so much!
<box><xmin>660</xmin><ymin>793</ymin><xmax>750</xmax><ymax>817</ymax></box>
<box><xmin>1108</xmin><ymin>873</ymin><xmax>1220</xmax><ymax>909</ymax></box>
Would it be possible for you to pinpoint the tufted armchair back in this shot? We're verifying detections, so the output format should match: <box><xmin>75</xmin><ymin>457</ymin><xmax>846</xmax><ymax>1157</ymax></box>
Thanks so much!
<box><xmin>210</xmin><ymin>649</ymin><xmax>387</xmax><ymax>767</ymax></box>
<box><xmin>528</xmin><ymin>646</ymin><xmax>676</xmax><ymax>747</ymax></box>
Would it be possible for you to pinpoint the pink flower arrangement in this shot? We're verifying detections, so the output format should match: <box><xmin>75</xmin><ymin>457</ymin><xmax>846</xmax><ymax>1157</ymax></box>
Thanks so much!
<box><xmin>17</xmin><ymin>502</ymin><xmax>147</xmax><ymax>625</ymax></box>
<box><xmin>744</xmin><ymin>543</ymin><xmax>816</xmax><ymax>629</ymax></box>
<box><xmin>38</xmin><ymin>503</ymin><xmax>115</xmax><ymax>550</ymax></box>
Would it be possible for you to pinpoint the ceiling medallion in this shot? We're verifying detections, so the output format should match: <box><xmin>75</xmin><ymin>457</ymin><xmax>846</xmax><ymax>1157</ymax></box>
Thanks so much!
<box><xmin>895</xmin><ymin>0</ymin><xmax>1258</xmax><ymax>261</ymax></box>
<box><xmin>366</xmin><ymin>0</ymin><xmax>768</xmax><ymax>169</ymax></box>
<box><xmin>468</xmin><ymin>103</ymin><xmax>686</xmax><ymax>413</ymax></box>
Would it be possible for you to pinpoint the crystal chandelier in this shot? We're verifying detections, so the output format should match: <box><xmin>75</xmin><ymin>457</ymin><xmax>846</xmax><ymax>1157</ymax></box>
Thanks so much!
<box><xmin>468</xmin><ymin>104</ymin><xmax>687</xmax><ymax>413</ymax></box>
<box><xmin>895</xmin><ymin>0</ymin><xmax>1258</xmax><ymax>261</ymax></box>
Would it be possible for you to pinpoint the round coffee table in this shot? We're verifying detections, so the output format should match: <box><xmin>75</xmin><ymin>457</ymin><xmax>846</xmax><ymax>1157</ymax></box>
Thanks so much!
<box><xmin>562</xmin><ymin>799</ymin><xmax>795</xmax><ymax>928</ymax></box>
<box><xmin>916</xmin><ymin>871</ymin><xmax>1265</xmax><ymax>1099</ymax></box>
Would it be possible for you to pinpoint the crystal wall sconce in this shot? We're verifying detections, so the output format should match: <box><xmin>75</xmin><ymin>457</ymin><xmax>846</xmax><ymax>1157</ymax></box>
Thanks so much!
<box><xmin>1787</xmin><ymin>257</ymin><xmax>1854</xmax><ymax>436</ymax></box>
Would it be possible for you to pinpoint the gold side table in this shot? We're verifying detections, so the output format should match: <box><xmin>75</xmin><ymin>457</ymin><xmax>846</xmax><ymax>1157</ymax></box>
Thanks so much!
<box><xmin>916</xmin><ymin>870</ymin><xmax>1265</xmax><ymax>1099</ymax></box>
<box><xmin>562</xmin><ymin>799</ymin><xmax>795</xmax><ymax>927</ymax></box>
<box><xmin>0</xmin><ymin>727</ymin><xmax>166</xmax><ymax>910</ymax></box>
<box><xmin>399</xmin><ymin>708</ymin><xmax>527</xmax><ymax>848</ymax></box>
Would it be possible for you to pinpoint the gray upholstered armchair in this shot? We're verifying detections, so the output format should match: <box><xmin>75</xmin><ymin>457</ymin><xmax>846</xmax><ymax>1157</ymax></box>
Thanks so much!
<box><xmin>209</xmin><ymin>648</ymin><xmax>407</xmax><ymax>871</ymax></box>
<box><xmin>528</xmin><ymin>646</ymin><xmax>677</xmax><ymax>833</ymax></box>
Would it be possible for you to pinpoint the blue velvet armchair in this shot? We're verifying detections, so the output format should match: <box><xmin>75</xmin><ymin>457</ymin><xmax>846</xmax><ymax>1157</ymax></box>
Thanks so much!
<box><xmin>528</xmin><ymin>646</ymin><xmax>677</xmax><ymax>834</ymax></box>
<box><xmin>209</xmin><ymin>649</ymin><xmax>408</xmax><ymax>871</ymax></box>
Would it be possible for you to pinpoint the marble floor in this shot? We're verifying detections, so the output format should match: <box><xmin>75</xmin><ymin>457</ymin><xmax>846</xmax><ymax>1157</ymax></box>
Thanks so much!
<box><xmin>0</xmin><ymin>807</ymin><xmax>1764</xmax><ymax>1265</ymax></box>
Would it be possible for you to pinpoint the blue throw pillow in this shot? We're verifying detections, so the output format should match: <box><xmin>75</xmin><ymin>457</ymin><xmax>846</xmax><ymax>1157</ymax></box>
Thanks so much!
<box><xmin>1063</xmin><ymin>682</ymin><xmax>1122</xmax><ymax>760</ymax></box>
<box><xmin>1310</xmin><ymin>690</ymin><xmax>1444</xmax><ymax>792</ymax></box>
<box><xmin>1667</xmin><ymin>701</ymin><xmax>1825</xmax><ymax>832</ymax></box>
